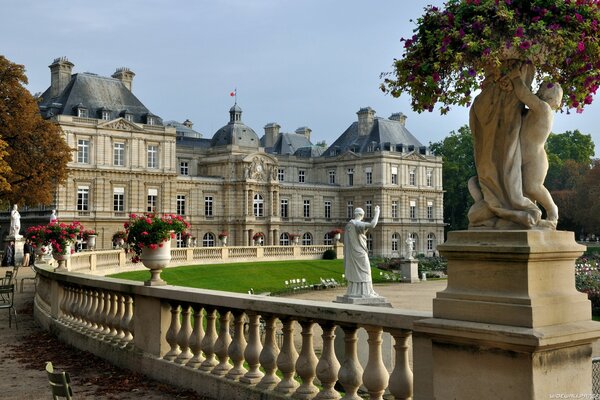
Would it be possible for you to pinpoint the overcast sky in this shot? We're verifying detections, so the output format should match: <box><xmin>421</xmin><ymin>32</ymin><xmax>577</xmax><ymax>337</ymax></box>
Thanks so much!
<box><xmin>2</xmin><ymin>0</ymin><xmax>598</xmax><ymax>156</ymax></box>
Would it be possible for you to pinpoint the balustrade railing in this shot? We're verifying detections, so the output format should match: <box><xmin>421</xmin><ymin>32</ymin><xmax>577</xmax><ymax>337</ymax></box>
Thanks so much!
<box><xmin>35</xmin><ymin>266</ymin><xmax>427</xmax><ymax>400</ymax></box>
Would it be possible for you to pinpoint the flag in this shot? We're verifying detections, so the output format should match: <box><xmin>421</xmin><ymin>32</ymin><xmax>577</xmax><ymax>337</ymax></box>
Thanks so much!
<box><xmin>230</xmin><ymin>91</ymin><xmax>235</xmax><ymax>97</ymax></box>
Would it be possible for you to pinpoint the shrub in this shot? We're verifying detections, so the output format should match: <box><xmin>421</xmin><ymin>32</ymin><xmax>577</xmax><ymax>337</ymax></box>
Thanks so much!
<box><xmin>576</xmin><ymin>254</ymin><xmax>600</xmax><ymax>313</ymax></box>
<box><xmin>322</xmin><ymin>249</ymin><xmax>337</xmax><ymax>260</ymax></box>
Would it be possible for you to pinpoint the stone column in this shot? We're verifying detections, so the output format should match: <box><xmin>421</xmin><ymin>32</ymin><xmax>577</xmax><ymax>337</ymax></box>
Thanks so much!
<box><xmin>413</xmin><ymin>230</ymin><xmax>600</xmax><ymax>399</ymax></box>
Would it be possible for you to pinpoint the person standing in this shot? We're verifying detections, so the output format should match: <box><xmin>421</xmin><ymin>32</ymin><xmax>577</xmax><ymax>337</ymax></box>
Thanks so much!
<box><xmin>2</xmin><ymin>241</ymin><xmax>15</xmax><ymax>267</ymax></box>
<box><xmin>22</xmin><ymin>238</ymin><xmax>31</xmax><ymax>267</ymax></box>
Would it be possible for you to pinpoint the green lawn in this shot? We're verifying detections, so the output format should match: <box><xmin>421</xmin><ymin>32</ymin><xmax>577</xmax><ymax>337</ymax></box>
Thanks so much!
<box><xmin>109</xmin><ymin>259</ymin><xmax>399</xmax><ymax>294</ymax></box>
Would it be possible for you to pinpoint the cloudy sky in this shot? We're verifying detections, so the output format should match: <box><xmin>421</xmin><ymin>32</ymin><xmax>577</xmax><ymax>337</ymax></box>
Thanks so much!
<box><xmin>2</xmin><ymin>0</ymin><xmax>598</xmax><ymax>155</ymax></box>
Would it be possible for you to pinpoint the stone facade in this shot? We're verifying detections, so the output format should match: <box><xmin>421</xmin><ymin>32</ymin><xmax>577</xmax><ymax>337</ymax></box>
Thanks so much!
<box><xmin>23</xmin><ymin>58</ymin><xmax>444</xmax><ymax>257</ymax></box>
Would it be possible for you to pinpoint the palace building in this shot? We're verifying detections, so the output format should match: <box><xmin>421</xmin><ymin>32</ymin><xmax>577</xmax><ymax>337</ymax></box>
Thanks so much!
<box><xmin>32</xmin><ymin>57</ymin><xmax>444</xmax><ymax>257</ymax></box>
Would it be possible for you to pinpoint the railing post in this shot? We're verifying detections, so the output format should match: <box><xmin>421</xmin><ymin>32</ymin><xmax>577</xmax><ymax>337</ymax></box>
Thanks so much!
<box><xmin>187</xmin><ymin>305</ymin><xmax>205</xmax><ymax>368</ymax></box>
<box><xmin>133</xmin><ymin>294</ymin><xmax>171</xmax><ymax>357</ymax></box>
<box><xmin>362</xmin><ymin>325</ymin><xmax>389</xmax><ymax>400</ymax></box>
<box><xmin>175</xmin><ymin>304</ymin><xmax>194</xmax><ymax>364</ymax></box>
<box><xmin>90</xmin><ymin>253</ymin><xmax>97</xmax><ymax>272</ymax></box>
<box><xmin>212</xmin><ymin>309</ymin><xmax>232</xmax><ymax>376</ymax></box>
<box><xmin>241</xmin><ymin>311</ymin><xmax>264</xmax><ymax>384</ymax></box>
<box><xmin>338</xmin><ymin>325</ymin><xmax>363</xmax><ymax>400</ymax></box>
<box><xmin>257</xmin><ymin>315</ymin><xmax>281</xmax><ymax>389</ymax></box>
<box><xmin>275</xmin><ymin>317</ymin><xmax>299</xmax><ymax>394</ymax></box>
<box><xmin>293</xmin><ymin>320</ymin><xmax>319</xmax><ymax>399</ymax></box>
<box><xmin>315</xmin><ymin>322</ymin><xmax>341</xmax><ymax>400</ymax></box>
<box><xmin>226</xmin><ymin>310</ymin><xmax>248</xmax><ymax>380</ymax></box>
<box><xmin>388</xmin><ymin>329</ymin><xmax>413</xmax><ymax>400</ymax></box>
<box><xmin>186</xmin><ymin>248</ymin><xmax>193</xmax><ymax>262</ymax></box>
<box><xmin>118</xmin><ymin>250</ymin><xmax>126</xmax><ymax>268</ymax></box>
<box><xmin>200</xmin><ymin>308</ymin><xmax>219</xmax><ymax>371</ymax></box>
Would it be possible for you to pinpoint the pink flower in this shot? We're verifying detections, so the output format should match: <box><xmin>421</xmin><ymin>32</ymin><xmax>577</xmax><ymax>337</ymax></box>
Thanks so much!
<box><xmin>515</xmin><ymin>26</ymin><xmax>524</xmax><ymax>37</ymax></box>
<box><xmin>578</xmin><ymin>41</ymin><xmax>586</xmax><ymax>52</ymax></box>
<box><xmin>146</xmin><ymin>218</ymin><xmax>152</xmax><ymax>224</ymax></box>
<box><xmin>149</xmin><ymin>243</ymin><xmax>158</xmax><ymax>250</ymax></box>
<box><xmin>141</xmin><ymin>231</ymin><xmax>149</xmax><ymax>236</ymax></box>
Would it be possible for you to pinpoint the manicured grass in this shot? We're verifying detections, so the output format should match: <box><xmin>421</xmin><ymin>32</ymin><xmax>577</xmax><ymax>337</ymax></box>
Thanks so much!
<box><xmin>109</xmin><ymin>259</ymin><xmax>397</xmax><ymax>294</ymax></box>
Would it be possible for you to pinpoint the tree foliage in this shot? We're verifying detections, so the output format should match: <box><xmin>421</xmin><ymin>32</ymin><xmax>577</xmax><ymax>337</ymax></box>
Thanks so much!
<box><xmin>0</xmin><ymin>55</ymin><xmax>72</xmax><ymax>206</ymax></box>
<box><xmin>574</xmin><ymin>160</ymin><xmax>600</xmax><ymax>234</ymax></box>
<box><xmin>429</xmin><ymin>125</ymin><xmax>475</xmax><ymax>233</ymax></box>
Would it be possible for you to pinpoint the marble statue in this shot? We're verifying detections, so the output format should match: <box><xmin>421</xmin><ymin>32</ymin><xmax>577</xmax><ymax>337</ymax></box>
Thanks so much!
<box><xmin>9</xmin><ymin>204</ymin><xmax>21</xmax><ymax>238</ymax></box>
<box><xmin>343</xmin><ymin>205</ymin><xmax>380</xmax><ymax>297</ymax></box>
<box><xmin>405</xmin><ymin>236</ymin><xmax>415</xmax><ymax>260</ymax></box>
<box><xmin>468</xmin><ymin>61</ymin><xmax>559</xmax><ymax>230</ymax></box>
<box><xmin>49</xmin><ymin>209</ymin><xmax>58</xmax><ymax>223</ymax></box>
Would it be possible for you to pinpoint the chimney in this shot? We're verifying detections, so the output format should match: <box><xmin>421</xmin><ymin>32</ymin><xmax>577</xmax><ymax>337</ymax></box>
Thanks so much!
<box><xmin>263</xmin><ymin>122</ymin><xmax>281</xmax><ymax>148</ymax></box>
<box><xmin>389</xmin><ymin>112</ymin><xmax>407</xmax><ymax>125</ymax></box>
<box><xmin>112</xmin><ymin>67</ymin><xmax>135</xmax><ymax>91</ymax></box>
<box><xmin>357</xmin><ymin>107</ymin><xmax>375</xmax><ymax>136</ymax></box>
<box><xmin>295</xmin><ymin>126</ymin><xmax>311</xmax><ymax>141</ymax></box>
<box><xmin>48</xmin><ymin>57</ymin><xmax>74</xmax><ymax>98</ymax></box>
<box><xmin>183</xmin><ymin>119</ymin><xmax>193</xmax><ymax>128</ymax></box>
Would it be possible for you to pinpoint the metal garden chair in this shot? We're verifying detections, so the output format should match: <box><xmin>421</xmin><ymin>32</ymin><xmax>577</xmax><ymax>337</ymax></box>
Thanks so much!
<box><xmin>46</xmin><ymin>361</ymin><xmax>74</xmax><ymax>399</ymax></box>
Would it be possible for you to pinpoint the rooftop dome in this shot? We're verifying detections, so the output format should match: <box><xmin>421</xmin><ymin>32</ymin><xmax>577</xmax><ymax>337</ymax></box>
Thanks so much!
<box><xmin>211</xmin><ymin>104</ymin><xmax>260</xmax><ymax>148</ymax></box>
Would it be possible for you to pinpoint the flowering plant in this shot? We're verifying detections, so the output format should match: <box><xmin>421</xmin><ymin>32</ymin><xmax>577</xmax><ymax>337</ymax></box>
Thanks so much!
<box><xmin>329</xmin><ymin>229</ymin><xmax>344</xmax><ymax>236</ymax></box>
<box><xmin>44</xmin><ymin>220</ymin><xmax>83</xmax><ymax>255</ymax></box>
<box><xmin>182</xmin><ymin>232</ymin><xmax>192</xmax><ymax>240</ymax></box>
<box><xmin>25</xmin><ymin>225</ymin><xmax>47</xmax><ymax>248</ymax></box>
<box><xmin>381</xmin><ymin>0</ymin><xmax>600</xmax><ymax>114</ymax></box>
<box><xmin>252</xmin><ymin>232</ymin><xmax>264</xmax><ymax>241</ymax></box>
<box><xmin>112</xmin><ymin>230</ymin><xmax>127</xmax><ymax>241</ymax></box>
<box><xmin>218</xmin><ymin>231</ymin><xmax>228</xmax><ymax>239</ymax></box>
<box><xmin>124</xmin><ymin>213</ymin><xmax>190</xmax><ymax>263</ymax></box>
<box><xmin>80</xmin><ymin>229</ymin><xmax>96</xmax><ymax>240</ymax></box>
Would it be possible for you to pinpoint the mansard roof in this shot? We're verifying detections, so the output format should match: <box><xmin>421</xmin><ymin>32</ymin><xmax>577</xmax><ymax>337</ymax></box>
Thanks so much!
<box><xmin>210</xmin><ymin>104</ymin><xmax>260</xmax><ymax>148</ymax></box>
<box><xmin>322</xmin><ymin>115</ymin><xmax>424</xmax><ymax>157</ymax></box>
<box><xmin>38</xmin><ymin>72</ymin><xmax>160</xmax><ymax>124</ymax></box>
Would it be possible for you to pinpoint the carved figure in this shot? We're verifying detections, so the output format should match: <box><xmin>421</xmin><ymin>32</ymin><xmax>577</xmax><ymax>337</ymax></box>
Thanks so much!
<box><xmin>343</xmin><ymin>206</ymin><xmax>380</xmax><ymax>298</ymax></box>
<box><xmin>10</xmin><ymin>204</ymin><xmax>21</xmax><ymax>238</ymax></box>
<box><xmin>405</xmin><ymin>236</ymin><xmax>415</xmax><ymax>260</ymax></box>
<box><xmin>49</xmin><ymin>209</ymin><xmax>58</xmax><ymax>223</ymax></box>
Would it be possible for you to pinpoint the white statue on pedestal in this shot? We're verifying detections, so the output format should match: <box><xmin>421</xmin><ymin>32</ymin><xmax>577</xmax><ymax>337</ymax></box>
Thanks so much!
<box><xmin>343</xmin><ymin>206</ymin><xmax>380</xmax><ymax>298</ymax></box>
<box><xmin>9</xmin><ymin>204</ymin><xmax>21</xmax><ymax>239</ymax></box>
<box><xmin>50</xmin><ymin>209</ymin><xmax>58</xmax><ymax>223</ymax></box>
<box><xmin>405</xmin><ymin>236</ymin><xmax>415</xmax><ymax>260</ymax></box>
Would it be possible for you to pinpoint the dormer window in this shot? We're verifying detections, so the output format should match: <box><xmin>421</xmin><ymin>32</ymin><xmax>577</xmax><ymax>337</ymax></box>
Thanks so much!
<box><xmin>145</xmin><ymin>113</ymin><xmax>159</xmax><ymax>126</ymax></box>
<box><xmin>148</xmin><ymin>116</ymin><xmax>155</xmax><ymax>125</ymax></box>
<box><xmin>99</xmin><ymin>108</ymin><xmax>111</xmax><ymax>121</ymax></box>
<box><xmin>74</xmin><ymin>103</ymin><xmax>88</xmax><ymax>118</ymax></box>
<box><xmin>121</xmin><ymin>110</ymin><xmax>133</xmax><ymax>122</ymax></box>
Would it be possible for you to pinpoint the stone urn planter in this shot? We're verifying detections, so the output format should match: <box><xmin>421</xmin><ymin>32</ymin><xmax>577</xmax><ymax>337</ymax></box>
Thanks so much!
<box><xmin>52</xmin><ymin>243</ymin><xmax>72</xmax><ymax>270</ymax></box>
<box><xmin>115</xmin><ymin>238</ymin><xmax>125</xmax><ymax>248</ymax></box>
<box><xmin>86</xmin><ymin>235</ymin><xmax>97</xmax><ymax>250</ymax></box>
<box><xmin>220</xmin><ymin>236</ymin><xmax>228</xmax><ymax>247</ymax></box>
<box><xmin>293</xmin><ymin>236</ymin><xmax>300</xmax><ymax>245</ymax></box>
<box><xmin>140</xmin><ymin>240</ymin><xmax>171</xmax><ymax>286</ymax></box>
<box><xmin>334</xmin><ymin>233</ymin><xmax>341</xmax><ymax>242</ymax></box>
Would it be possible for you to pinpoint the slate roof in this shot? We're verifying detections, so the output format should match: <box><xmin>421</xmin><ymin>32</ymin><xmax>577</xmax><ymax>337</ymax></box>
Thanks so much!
<box><xmin>38</xmin><ymin>72</ymin><xmax>160</xmax><ymax>124</ymax></box>
<box><xmin>210</xmin><ymin>105</ymin><xmax>260</xmax><ymax>148</ymax></box>
<box><xmin>165</xmin><ymin>120</ymin><xmax>203</xmax><ymax>139</ymax></box>
<box><xmin>322</xmin><ymin>116</ymin><xmax>424</xmax><ymax>157</ymax></box>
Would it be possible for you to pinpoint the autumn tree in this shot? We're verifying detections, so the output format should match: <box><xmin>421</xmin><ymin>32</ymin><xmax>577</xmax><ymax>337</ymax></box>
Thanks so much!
<box><xmin>0</xmin><ymin>55</ymin><xmax>71</xmax><ymax>207</ymax></box>
<box><xmin>429</xmin><ymin>125</ymin><xmax>476</xmax><ymax>233</ymax></box>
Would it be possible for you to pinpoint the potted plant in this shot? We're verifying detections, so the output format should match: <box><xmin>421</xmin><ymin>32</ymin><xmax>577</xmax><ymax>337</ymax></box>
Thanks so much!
<box><xmin>218</xmin><ymin>231</ymin><xmax>228</xmax><ymax>246</ymax></box>
<box><xmin>288</xmin><ymin>233</ymin><xmax>300</xmax><ymax>245</ymax></box>
<box><xmin>181</xmin><ymin>231</ymin><xmax>192</xmax><ymax>247</ymax></box>
<box><xmin>124</xmin><ymin>213</ymin><xmax>190</xmax><ymax>285</ymax></box>
<box><xmin>25</xmin><ymin>225</ymin><xmax>50</xmax><ymax>259</ymax></box>
<box><xmin>329</xmin><ymin>229</ymin><xmax>343</xmax><ymax>241</ymax></box>
<box><xmin>112</xmin><ymin>230</ymin><xmax>127</xmax><ymax>247</ymax></box>
<box><xmin>81</xmin><ymin>229</ymin><xmax>97</xmax><ymax>250</ymax></box>
<box><xmin>44</xmin><ymin>220</ymin><xmax>83</xmax><ymax>268</ymax></box>
<box><xmin>252</xmin><ymin>232</ymin><xmax>264</xmax><ymax>246</ymax></box>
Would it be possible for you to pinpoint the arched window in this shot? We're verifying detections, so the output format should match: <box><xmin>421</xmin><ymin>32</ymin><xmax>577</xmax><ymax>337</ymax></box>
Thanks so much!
<box><xmin>203</xmin><ymin>232</ymin><xmax>216</xmax><ymax>247</ymax></box>
<box><xmin>253</xmin><ymin>194</ymin><xmax>264</xmax><ymax>217</ymax></box>
<box><xmin>323</xmin><ymin>232</ymin><xmax>333</xmax><ymax>246</ymax></box>
<box><xmin>302</xmin><ymin>232</ymin><xmax>313</xmax><ymax>245</ymax></box>
<box><xmin>280</xmin><ymin>232</ymin><xmax>290</xmax><ymax>246</ymax></box>
<box><xmin>367</xmin><ymin>233</ymin><xmax>373</xmax><ymax>253</ymax></box>
<box><xmin>427</xmin><ymin>233</ymin><xmax>436</xmax><ymax>252</ymax></box>
<box><xmin>391</xmin><ymin>233</ymin><xmax>399</xmax><ymax>252</ymax></box>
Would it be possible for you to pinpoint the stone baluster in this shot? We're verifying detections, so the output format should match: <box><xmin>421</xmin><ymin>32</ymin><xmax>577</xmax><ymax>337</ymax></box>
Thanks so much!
<box><xmin>212</xmin><ymin>309</ymin><xmax>232</xmax><ymax>376</ymax></box>
<box><xmin>175</xmin><ymin>304</ymin><xmax>194</xmax><ymax>365</ymax></box>
<box><xmin>87</xmin><ymin>290</ymin><xmax>99</xmax><ymax>333</ymax></box>
<box><xmin>257</xmin><ymin>315</ymin><xmax>280</xmax><ymax>389</ymax></box>
<box><xmin>100</xmin><ymin>292</ymin><xmax>113</xmax><ymax>340</ymax></box>
<box><xmin>75</xmin><ymin>288</ymin><xmax>87</xmax><ymax>331</ymax></box>
<box><xmin>112</xmin><ymin>294</ymin><xmax>126</xmax><ymax>345</ymax></box>
<box><xmin>96</xmin><ymin>291</ymin><xmax>108</xmax><ymax>338</ymax></box>
<box><xmin>187</xmin><ymin>305</ymin><xmax>205</xmax><ymax>368</ymax></box>
<box><xmin>338</xmin><ymin>326</ymin><xmax>363</xmax><ymax>400</ymax></box>
<box><xmin>293</xmin><ymin>320</ymin><xmax>319</xmax><ymax>399</ymax></box>
<box><xmin>275</xmin><ymin>318</ymin><xmax>299</xmax><ymax>394</ymax></box>
<box><xmin>388</xmin><ymin>329</ymin><xmax>413</xmax><ymax>400</ymax></box>
<box><xmin>105</xmin><ymin>291</ymin><xmax>120</xmax><ymax>341</ymax></box>
<box><xmin>241</xmin><ymin>311</ymin><xmax>264</xmax><ymax>384</ymax></box>
<box><xmin>164</xmin><ymin>303</ymin><xmax>182</xmax><ymax>361</ymax></box>
<box><xmin>82</xmin><ymin>289</ymin><xmax>95</xmax><ymax>332</ymax></box>
<box><xmin>315</xmin><ymin>322</ymin><xmax>341</xmax><ymax>400</ymax></box>
<box><xmin>120</xmin><ymin>295</ymin><xmax>134</xmax><ymax>347</ymax></box>
<box><xmin>362</xmin><ymin>325</ymin><xmax>389</xmax><ymax>400</ymax></box>
<box><xmin>200</xmin><ymin>308</ymin><xmax>218</xmax><ymax>371</ymax></box>
<box><xmin>60</xmin><ymin>286</ymin><xmax>72</xmax><ymax>325</ymax></box>
<box><xmin>226</xmin><ymin>310</ymin><xmax>248</xmax><ymax>380</ymax></box>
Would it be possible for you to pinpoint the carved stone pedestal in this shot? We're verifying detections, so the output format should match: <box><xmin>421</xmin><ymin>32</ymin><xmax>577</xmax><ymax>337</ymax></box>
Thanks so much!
<box><xmin>413</xmin><ymin>230</ymin><xmax>600</xmax><ymax>399</ymax></box>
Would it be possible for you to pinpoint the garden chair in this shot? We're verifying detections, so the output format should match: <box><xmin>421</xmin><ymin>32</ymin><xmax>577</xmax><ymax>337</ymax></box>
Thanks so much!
<box><xmin>2</xmin><ymin>270</ymin><xmax>13</xmax><ymax>285</ymax></box>
<box><xmin>0</xmin><ymin>284</ymin><xmax>17</xmax><ymax>328</ymax></box>
<box><xmin>46</xmin><ymin>361</ymin><xmax>73</xmax><ymax>400</ymax></box>
<box><xmin>20</xmin><ymin>264</ymin><xmax>37</xmax><ymax>293</ymax></box>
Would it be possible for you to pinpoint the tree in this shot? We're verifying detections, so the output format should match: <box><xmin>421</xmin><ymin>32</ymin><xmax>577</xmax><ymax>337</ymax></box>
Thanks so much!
<box><xmin>574</xmin><ymin>160</ymin><xmax>600</xmax><ymax>235</ymax></box>
<box><xmin>0</xmin><ymin>55</ymin><xmax>72</xmax><ymax>206</ymax></box>
<box><xmin>430</xmin><ymin>125</ymin><xmax>476</xmax><ymax>233</ymax></box>
<box><xmin>547</xmin><ymin>130</ymin><xmax>595</xmax><ymax>165</ymax></box>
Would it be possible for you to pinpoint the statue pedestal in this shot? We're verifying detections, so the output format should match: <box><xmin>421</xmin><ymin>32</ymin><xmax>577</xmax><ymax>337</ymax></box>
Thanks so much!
<box><xmin>5</xmin><ymin>235</ymin><xmax>24</xmax><ymax>266</ymax></box>
<box><xmin>413</xmin><ymin>230</ymin><xmax>600</xmax><ymax>399</ymax></box>
<box><xmin>392</xmin><ymin>259</ymin><xmax>419</xmax><ymax>283</ymax></box>
<box><xmin>334</xmin><ymin>295</ymin><xmax>392</xmax><ymax>307</ymax></box>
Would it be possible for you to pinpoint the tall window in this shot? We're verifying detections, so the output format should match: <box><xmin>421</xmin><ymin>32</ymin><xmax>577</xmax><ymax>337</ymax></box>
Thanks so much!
<box><xmin>391</xmin><ymin>201</ymin><xmax>398</xmax><ymax>219</ymax></box>
<box><xmin>427</xmin><ymin>233</ymin><xmax>436</xmax><ymax>251</ymax></box>
<box><xmin>203</xmin><ymin>233</ymin><xmax>216</xmax><ymax>247</ymax></box>
<box><xmin>324</xmin><ymin>233</ymin><xmax>333</xmax><ymax>246</ymax></box>
<box><xmin>113</xmin><ymin>187</ymin><xmax>124</xmax><ymax>212</ymax></box>
<box><xmin>366</xmin><ymin>200</ymin><xmax>373</xmax><ymax>219</ymax></box>
<box><xmin>324</xmin><ymin>200</ymin><xmax>332</xmax><ymax>219</ymax></box>
<box><xmin>180</xmin><ymin>161</ymin><xmax>189</xmax><ymax>176</ymax></box>
<box><xmin>280</xmin><ymin>199</ymin><xmax>289</xmax><ymax>218</ymax></box>
<box><xmin>366</xmin><ymin>233</ymin><xmax>373</xmax><ymax>253</ymax></box>
<box><xmin>147</xmin><ymin>145</ymin><xmax>158</xmax><ymax>169</ymax></box>
<box><xmin>147</xmin><ymin>188</ymin><xmax>158</xmax><ymax>212</ymax></box>
<box><xmin>410</xmin><ymin>200</ymin><xmax>417</xmax><ymax>219</ymax></box>
<box><xmin>391</xmin><ymin>166</ymin><xmax>398</xmax><ymax>185</ymax></box>
<box><xmin>303</xmin><ymin>199</ymin><xmax>311</xmax><ymax>218</ymax></box>
<box><xmin>409</xmin><ymin>168</ymin><xmax>416</xmax><ymax>185</ymax></box>
<box><xmin>328</xmin><ymin>170</ymin><xmax>336</xmax><ymax>184</ymax></box>
<box><xmin>302</xmin><ymin>232</ymin><xmax>313</xmax><ymax>245</ymax></box>
<box><xmin>426</xmin><ymin>169</ymin><xmax>433</xmax><ymax>187</ymax></box>
<box><xmin>177</xmin><ymin>195</ymin><xmax>186</xmax><ymax>215</ymax></box>
<box><xmin>427</xmin><ymin>201</ymin><xmax>434</xmax><ymax>219</ymax></box>
<box><xmin>392</xmin><ymin>233</ymin><xmax>400</xmax><ymax>252</ymax></box>
<box><xmin>347</xmin><ymin>168</ymin><xmax>354</xmax><ymax>186</ymax></box>
<box><xmin>279</xmin><ymin>232</ymin><xmax>290</xmax><ymax>246</ymax></box>
<box><xmin>204</xmin><ymin>196</ymin><xmax>213</xmax><ymax>217</ymax></box>
<box><xmin>347</xmin><ymin>201</ymin><xmax>354</xmax><ymax>219</ymax></box>
<box><xmin>113</xmin><ymin>142</ymin><xmax>125</xmax><ymax>166</ymax></box>
<box><xmin>278</xmin><ymin>168</ymin><xmax>285</xmax><ymax>182</ymax></box>
<box><xmin>365</xmin><ymin>167</ymin><xmax>372</xmax><ymax>185</ymax></box>
<box><xmin>77</xmin><ymin>186</ymin><xmax>89</xmax><ymax>211</ymax></box>
<box><xmin>253</xmin><ymin>194</ymin><xmax>264</xmax><ymax>217</ymax></box>
<box><xmin>298</xmin><ymin>170</ymin><xmax>305</xmax><ymax>183</ymax></box>
<box><xmin>77</xmin><ymin>139</ymin><xmax>89</xmax><ymax>164</ymax></box>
